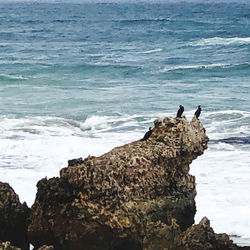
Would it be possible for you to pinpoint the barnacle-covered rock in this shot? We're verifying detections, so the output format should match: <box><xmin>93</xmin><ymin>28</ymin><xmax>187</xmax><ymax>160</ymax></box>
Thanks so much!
<box><xmin>28</xmin><ymin>117</ymin><xmax>209</xmax><ymax>250</ymax></box>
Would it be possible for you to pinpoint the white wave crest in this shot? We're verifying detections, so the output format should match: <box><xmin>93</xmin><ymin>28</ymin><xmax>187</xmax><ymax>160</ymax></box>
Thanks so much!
<box><xmin>137</xmin><ymin>48</ymin><xmax>163</xmax><ymax>54</ymax></box>
<box><xmin>191</xmin><ymin>37</ymin><xmax>250</xmax><ymax>47</ymax></box>
<box><xmin>201</xmin><ymin>110</ymin><xmax>250</xmax><ymax>140</ymax></box>
<box><xmin>161</xmin><ymin>63</ymin><xmax>230</xmax><ymax>72</ymax></box>
<box><xmin>80</xmin><ymin>115</ymin><xmax>113</xmax><ymax>131</ymax></box>
<box><xmin>0</xmin><ymin>74</ymin><xmax>28</xmax><ymax>80</ymax></box>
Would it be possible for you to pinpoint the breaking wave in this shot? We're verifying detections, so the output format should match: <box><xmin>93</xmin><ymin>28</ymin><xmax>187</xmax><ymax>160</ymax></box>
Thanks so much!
<box><xmin>191</xmin><ymin>37</ymin><xmax>250</xmax><ymax>47</ymax></box>
<box><xmin>161</xmin><ymin>63</ymin><xmax>250</xmax><ymax>73</ymax></box>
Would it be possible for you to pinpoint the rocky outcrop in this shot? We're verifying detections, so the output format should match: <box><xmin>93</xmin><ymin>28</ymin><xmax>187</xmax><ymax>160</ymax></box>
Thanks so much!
<box><xmin>0</xmin><ymin>241</ymin><xmax>21</xmax><ymax>250</ymax></box>
<box><xmin>180</xmin><ymin>217</ymin><xmax>243</xmax><ymax>250</ymax></box>
<box><xmin>0</xmin><ymin>182</ymin><xmax>30</xmax><ymax>250</ymax></box>
<box><xmin>28</xmin><ymin>116</ymin><xmax>209</xmax><ymax>249</ymax></box>
<box><xmin>136</xmin><ymin>216</ymin><xmax>249</xmax><ymax>250</ymax></box>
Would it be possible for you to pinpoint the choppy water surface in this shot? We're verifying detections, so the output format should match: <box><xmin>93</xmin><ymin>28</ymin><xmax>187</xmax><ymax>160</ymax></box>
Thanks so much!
<box><xmin>0</xmin><ymin>0</ymin><xmax>249</xmax><ymax>245</ymax></box>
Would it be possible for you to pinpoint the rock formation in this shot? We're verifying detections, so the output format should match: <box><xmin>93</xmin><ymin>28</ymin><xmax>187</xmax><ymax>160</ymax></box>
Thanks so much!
<box><xmin>28</xmin><ymin>116</ymin><xmax>210</xmax><ymax>249</ymax></box>
<box><xmin>0</xmin><ymin>116</ymin><xmax>249</xmax><ymax>250</ymax></box>
<box><xmin>180</xmin><ymin>217</ymin><xmax>245</xmax><ymax>250</ymax></box>
<box><xmin>0</xmin><ymin>182</ymin><xmax>30</xmax><ymax>250</ymax></box>
<box><xmin>0</xmin><ymin>241</ymin><xmax>21</xmax><ymax>250</ymax></box>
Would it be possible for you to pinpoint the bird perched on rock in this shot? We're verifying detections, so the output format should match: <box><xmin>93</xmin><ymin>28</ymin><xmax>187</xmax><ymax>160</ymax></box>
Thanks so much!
<box><xmin>141</xmin><ymin>127</ymin><xmax>153</xmax><ymax>141</ymax></box>
<box><xmin>176</xmin><ymin>105</ymin><xmax>184</xmax><ymax>118</ymax></box>
<box><xmin>194</xmin><ymin>105</ymin><xmax>201</xmax><ymax>119</ymax></box>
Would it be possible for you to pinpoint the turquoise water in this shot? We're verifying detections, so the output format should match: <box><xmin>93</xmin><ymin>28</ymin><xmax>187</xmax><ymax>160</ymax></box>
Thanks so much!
<box><xmin>0</xmin><ymin>0</ymin><xmax>250</xmax><ymax>246</ymax></box>
<box><xmin>0</xmin><ymin>1</ymin><xmax>249</xmax><ymax>118</ymax></box>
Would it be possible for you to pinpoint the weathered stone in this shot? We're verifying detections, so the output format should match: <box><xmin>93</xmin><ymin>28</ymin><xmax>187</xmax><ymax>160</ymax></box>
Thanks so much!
<box><xmin>153</xmin><ymin>118</ymin><xmax>162</xmax><ymax>128</ymax></box>
<box><xmin>0</xmin><ymin>182</ymin><xmax>30</xmax><ymax>250</ymax></box>
<box><xmin>38</xmin><ymin>245</ymin><xmax>55</xmax><ymax>250</ymax></box>
<box><xmin>28</xmin><ymin>117</ymin><xmax>209</xmax><ymax>249</ymax></box>
<box><xmin>179</xmin><ymin>217</ymin><xmax>248</xmax><ymax>250</ymax></box>
<box><xmin>68</xmin><ymin>158</ymin><xmax>84</xmax><ymax>167</ymax></box>
<box><xmin>0</xmin><ymin>241</ymin><xmax>21</xmax><ymax>250</ymax></box>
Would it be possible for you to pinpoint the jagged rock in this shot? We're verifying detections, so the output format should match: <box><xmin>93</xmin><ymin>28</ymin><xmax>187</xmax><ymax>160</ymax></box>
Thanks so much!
<box><xmin>179</xmin><ymin>217</ymin><xmax>247</xmax><ymax>250</ymax></box>
<box><xmin>68</xmin><ymin>158</ymin><xmax>84</xmax><ymax>167</ymax></box>
<box><xmin>0</xmin><ymin>182</ymin><xmax>30</xmax><ymax>250</ymax></box>
<box><xmin>0</xmin><ymin>241</ymin><xmax>21</xmax><ymax>250</ymax></box>
<box><xmin>28</xmin><ymin>117</ymin><xmax>209</xmax><ymax>250</ymax></box>
<box><xmin>154</xmin><ymin>118</ymin><xmax>163</xmax><ymax>128</ymax></box>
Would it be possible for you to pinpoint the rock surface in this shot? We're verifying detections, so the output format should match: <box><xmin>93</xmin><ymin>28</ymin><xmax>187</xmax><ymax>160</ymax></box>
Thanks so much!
<box><xmin>28</xmin><ymin>116</ymin><xmax>209</xmax><ymax>249</ymax></box>
<box><xmin>0</xmin><ymin>241</ymin><xmax>21</xmax><ymax>250</ymax></box>
<box><xmin>0</xmin><ymin>182</ymin><xmax>30</xmax><ymax>250</ymax></box>
<box><xmin>137</xmin><ymin>216</ymin><xmax>250</xmax><ymax>250</ymax></box>
<box><xmin>180</xmin><ymin>217</ymin><xmax>246</xmax><ymax>250</ymax></box>
<box><xmin>38</xmin><ymin>245</ymin><xmax>55</xmax><ymax>250</ymax></box>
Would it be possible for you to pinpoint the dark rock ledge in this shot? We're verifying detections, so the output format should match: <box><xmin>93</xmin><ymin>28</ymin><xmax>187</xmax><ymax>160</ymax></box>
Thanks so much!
<box><xmin>1</xmin><ymin>117</ymin><xmax>250</xmax><ymax>249</ymax></box>
<box><xmin>0</xmin><ymin>182</ymin><xmax>30</xmax><ymax>249</ymax></box>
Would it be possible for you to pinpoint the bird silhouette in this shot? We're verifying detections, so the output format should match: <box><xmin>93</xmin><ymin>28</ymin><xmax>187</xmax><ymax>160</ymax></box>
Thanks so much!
<box><xmin>141</xmin><ymin>127</ymin><xmax>153</xmax><ymax>141</ymax></box>
<box><xmin>176</xmin><ymin>105</ymin><xmax>184</xmax><ymax>118</ymax></box>
<box><xmin>194</xmin><ymin>105</ymin><xmax>201</xmax><ymax>119</ymax></box>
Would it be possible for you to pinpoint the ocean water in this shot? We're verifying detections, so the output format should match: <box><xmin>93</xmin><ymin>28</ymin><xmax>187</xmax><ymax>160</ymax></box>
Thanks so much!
<box><xmin>0</xmin><ymin>0</ymin><xmax>250</xmax><ymax>246</ymax></box>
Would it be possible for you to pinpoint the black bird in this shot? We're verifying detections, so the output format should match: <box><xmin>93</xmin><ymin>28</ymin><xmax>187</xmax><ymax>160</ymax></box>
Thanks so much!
<box><xmin>176</xmin><ymin>105</ymin><xmax>184</xmax><ymax>118</ymax></box>
<box><xmin>141</xmin><ymin>127</ymin><xmax>153</xmax><ymax>141</ymax></box>
<box><xmin>194</xmin><ymin>105</ymin><xmax>201</xmax><ymax>119</ymax></box>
